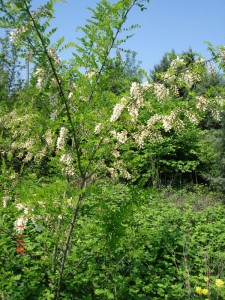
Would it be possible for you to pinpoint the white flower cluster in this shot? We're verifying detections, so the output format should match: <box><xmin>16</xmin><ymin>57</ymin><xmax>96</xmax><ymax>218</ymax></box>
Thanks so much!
<box><xmin>14</xmin><ymin>203</ymin><xmax>29</xmax><ymax>233</ymax></box>
<box><xmin>219</xmin><ymin>47</ymin><xmax>225</xmax><ymax>62</ymax></box>
<box><xmin>152</xmin><ymin>83</ymin><xmax>169</xmax><ymax>102</ymax></box>
<box><xmin>211</xmin><ymin>109</ymin><xmax>221</xmax><ymax>121</ymax></box>
<box><xmin>60</xmin><ymin>153</ymin><xmax>75</xmax><ymax>176</ymax></box>
<box><xmin>110</xmin><ymin>103</ymin><xmax>125</xmax><ymax>122</ymax></box>
<box><xmin>170</xmin><ymin>56</ymin><xmax>185</xmax><ymax>69</ymax></box>
<box><xmin>215</xmin><ymin>96</ymin><xmax>225</xmax><ymax>106</ymax></box>
<box><xmin>141</xmin><ymin>81</ymin><xmax>152</xmax><ymax>92</ymax></box>
<box><xmin>14</xmin><ymin>216</ymin><xmax>28</xmax><ymax>234</ymax></box>
<box><xmin>161</xmin><ymin>110</ymin><xmax>184</xmax><ymax>132</ymax></box>
<box><xmin>130</xmin><ymin>82</ymin><xmax>144</xmax><ymax>106</ymax></box>
<box><xmin>147</xmin><ymin>114</ymin><xmax>162</xmax><ymax>128</ymax></box>
<box><xmin>196</xmin><ymin>96</ymin><xmax>209</xmax><ymax>111</ymax></box>
<box><xmin>127</xmin><ymin>82</ymin><xmax>148</xmax><ymax>122</ymax></box>
<box><xmin>34</xmin><ymin>147</ymin><xmax>47</xmax><ymax>162</ymax></box>
<box><xmin>44</xmin><ymin>128</ymin><xmax>54</xmax><ymax>146</ymax></box>
<box><xmin>111</xmin><ymin>130</ymin><xmax>128</xmax><ymax>144</ymax></box>
<box><xmin>107</xmin><ymin>167</ymin><xmax>118</xmax><ymax>179</ymax></box>
<box><xmin>185</xmin><ymin>111</ymin><xmax>199</xmax><ymax>124</ymax></box>
<box><xmin>35</xmin><ymin>68</ymin><xmax>47</xmax><ymax>89</ymax></box>
<box><xmin>30</xmin><ymin>215</ymin><xmax>42</xmax><ymax>232</ymax></box>
<box><xmin>47</xmin><ymin>46</ymin><xmax>60</xmax><ymax>66</ymax></box>
<box><xmin>60</xmin><ymin>153</ymin><xmax>73</xmax><ymax>166</ymax></box>
<box><xmin>132</xmin><ymin>128</ymin><xmax>149</xmax><ymax>148</ymax></box>
<box><xmin>56</xmin><ymin>127</ymin><xmax>68</xmax><ymax>150</ymax></box>
<box><xmin>86</xmin><ymin>71</ymin><xmax>96</xmax><ymax>79</ymax></box>
<box><xmin>15</xmin><ymin>203</ymin><xmax>29</xmax><ymax>215</ymax></box>
<box><xmin>128</xmin><ymin>105</ymin><xmax>139</xmax><ymax>122</ymax></box>
<box><xmin>31</xmin><ymin>7</ymin><xmax>51</xmax><ymax>19</ymax></box>
<box><xmin>208</xmin><ymin>65</ymin><xmax>216</xmax><ymax>76</ymax></box>
<box><xmin>9</xmin><ymin>25</ymin><xmax>27</xmax><ymax>42</ymax></box>
<box><xmin>94</xmin><ymin>123</ymin><xmax>102</xmax><ymax>134</ymax></box>
<box><xmin>182</xmin><ymin>70</ymin><xmax>195</xmax><ymax>88</ymax></box>
<box><xmin>2</xmin><ymin>196</ymin><xmax>10</xmax><ymax>208</ymax></box>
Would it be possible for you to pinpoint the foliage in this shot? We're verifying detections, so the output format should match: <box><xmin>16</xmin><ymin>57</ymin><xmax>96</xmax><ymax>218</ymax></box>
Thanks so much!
<box><xmin>0</xmin><ymin>0</ymin><xmax>225</xmax><ymax>299</ymax></box>
<box><xmin>1</xmin><ymin>182</ymin><xmax>225</xmax><ymax>299</ymax></box>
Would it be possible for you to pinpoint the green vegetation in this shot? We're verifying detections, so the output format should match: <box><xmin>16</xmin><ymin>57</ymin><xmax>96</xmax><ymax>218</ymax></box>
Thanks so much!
<box><xmin>0</xmin><ymin>0</ymin><xmax>225</xmax><ymax>299</ymax></box>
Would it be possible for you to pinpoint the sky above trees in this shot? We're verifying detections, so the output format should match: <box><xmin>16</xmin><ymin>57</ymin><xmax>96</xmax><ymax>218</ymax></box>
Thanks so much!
<box><xmin>29</xmin><ymin>0</ymin><xmax>225</xmax><ymax>72</ymax></box>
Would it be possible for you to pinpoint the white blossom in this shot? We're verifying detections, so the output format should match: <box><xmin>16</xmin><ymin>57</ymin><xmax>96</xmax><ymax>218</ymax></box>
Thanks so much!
<box><xmin>132</xmin><ymin>128</ymin><xmax>149</xmax><ymax>148</ymax></box>
<box><xmin>110</xmin><ymin>103</ymin><xmax>125</xmax><ymax>122</ymax></box>
<box><xmin>112</xmin><ymin>149</ymin><xmax>120</xmax><ymax>158</ymax></box>
<box><xmin>9</xmin><ymin>26</ymin><xmax>27</xmax><ymax>42</ymax></box>
<box><xmin>153</xmin><ymin>83</ymin><xmax>169</xmax><ymax>102</ymax></box>
<box><xmin>68</xmin><ymin>92</ymin><xmax>73</xmax><ymax>100</ymax></box>
<box><xmin>107</xmin><ymin>167</ymin><xmax>118</xmax><ymax>179</ymax></box>
<box><xmin>94</xmin><ymin>123</ymin><xmax>102</xmax><ymax>134</ymax></box>
<box><xmin>171</xmin><ymin>56</ymin><xmax>185</xmax><ymax>69</ymax></box>
<box><xmin>141</xmin><ymin>81</ymin><xmax>152</xmax><ymax>92</ymax></box>
<box><xmin>128</xmin><ymin>105</ymin><xmax>139</xmax><ymax>122</ymax></box>
<box><xmin>211</xmin><ymin>109</ymin><xmax>221</xmax><ymax>121</ymax></box>
<box><xmin>219</xmin><ymin>47</ymin><xmax>225</xmax><ymax>62</ymax></box>
<box><xmin>15</xmin><ymin>203</ymin><xmax>29</xmax><ymax>215</ymax></box>
<box><xmin>111</xmin><ymin>130</ymin><xmax>128</xmax><ymax>144</ymax></box>
<box><xmin>86</xmin><ymin>71</ymin><xmax>96</xmax><ymax>79</ymax></box>
<box><xmin>147</xmin><ymin>114</ymin><xmax>162</xmax><ymax>128</ymax></box>
<box><xmin>56</xmin><ymin>127</ymin><xmax>68</xmax><ymax>150</ymax></box>
<box><xmin>44</xmin><ymin>129</ymin><xmax>54</xmax><ymax>146</ymax></box>
<box><xmin>15</xmin><ymin>203</ymin><xmax>26</xmax><ymax>211</ymax></box>
<box><xmin>196</xmin><ymin>96</ymin><xmax>209</xmax><ymax>111</ymax></box>
<box><xmin>60</xmin><ymin>153</ymin><xmax>73</xmax><ymax>166</ymax></box>
<box><xmin>2</xmin><ymin>196</ymin><xmax>10</xmax><ymax>208</ymax></box>
<box><xmin>182</xmin><ymin>70</ymin><xmax>195</xmax><ymax>88</ymax></box>
<box><xmin>47</xmin><ymin>46</ymin><xmax>60</xmax><ymax>66</ymax></box>
<box><xmin>185</xmin><ymin>111</ymin><xmax>199</xmax><ymax>124</ymax></box>
<box><xmin>14</xmin><ymin>216</ymin><xmax>28</xmax><ymax>234</ymax></box>
<box><xmin>215</xmin><ymin>96</ymin><xmax>225</xmax><ymax>107</ymax></box>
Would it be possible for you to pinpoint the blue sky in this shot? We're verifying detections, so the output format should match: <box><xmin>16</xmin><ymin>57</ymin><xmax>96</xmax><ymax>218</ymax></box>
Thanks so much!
<box><xmin>48</xmin><ymin>0</ymin><xmax>225</xmax><ymax>72</ymax></box>
<box><xmin>3</xmin><ymin>0</ymin><xmax>225</xmax><ymax>73</ymax></box>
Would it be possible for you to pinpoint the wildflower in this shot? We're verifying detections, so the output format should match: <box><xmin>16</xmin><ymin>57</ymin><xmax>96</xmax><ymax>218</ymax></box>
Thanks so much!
<box><xmin>215</xmin><ymin>279</ymin><xmax>224</xmax><ymax>288</ymax></box>
<box><xmin>195</xmin><ymin>286</ymin><xmax>208</xmax><ymax>295</ymax></box>
<box><xmin>201</xmin><ymin>288</ymin><xmax>208</xmax><ymax>295</ymax></box>
<box><xmin>195</xmin><ymin>286</ymin><xmax>202</xmax><ymax>295</ymax></box>
<box><xmin>14</xmin><ymin>216</ymin><xmax>28</xmax><ymax>234</ymax></box>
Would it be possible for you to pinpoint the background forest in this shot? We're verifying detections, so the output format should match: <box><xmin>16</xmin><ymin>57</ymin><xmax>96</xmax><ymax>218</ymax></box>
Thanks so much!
<box><xmin>1</xmin><ymin>0</ymin><xmax>225</xmax><ymax>299</ymax></box>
